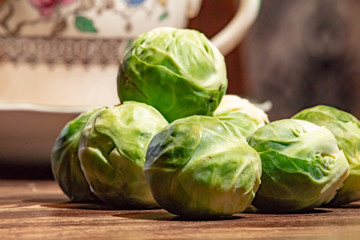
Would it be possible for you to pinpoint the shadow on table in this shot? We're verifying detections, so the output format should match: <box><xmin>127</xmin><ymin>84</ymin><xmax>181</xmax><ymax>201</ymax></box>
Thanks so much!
<box><xmin>114</xmin><ymin>211</ymin><xmax>243</xmax><ymax>221</ymax></box>
<box><xmin>23</xmin><ymin>198</ymin><xmax>360</xmax><ymax>222</ymax></box>
<box><xmin>327</xmin><ymin>203</ymin><xmax>360</xmax><ymax>209</ymax></box>
<box><xmin>41</xmin><ymin>201</ymin><xmax>119</xmax><ymax>211</ymax></box>
<box><xmin>39</xmin><ymin>200</ymin><xmax>243</xmax><ymax>221</ymax></box>
<box><xmin>37</xmin><ymin>199</ymin><xmax>243</xmax><ymax>221</ymax></box>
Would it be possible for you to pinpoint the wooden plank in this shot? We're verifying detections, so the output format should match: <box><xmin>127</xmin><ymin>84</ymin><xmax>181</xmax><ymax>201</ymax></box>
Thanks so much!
<box><xmin>0</xmin><ymin>180</ymin><xmax>359</xmax><ymax>240</ymax></box>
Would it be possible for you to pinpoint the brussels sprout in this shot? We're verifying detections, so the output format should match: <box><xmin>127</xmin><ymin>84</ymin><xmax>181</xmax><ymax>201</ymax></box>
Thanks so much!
<box><xmin>117</xmin><ymin>27</ymin><xmax>227</xmax><ymax>122</ymax></box>
<box><xmin>214</xmin><ymin>95</ymin><xmax>270</xmax><ymax>126</ymax></box>
<box><xmin>214</xmin><ymin>95</ymin><xmax>270</xmax><ymax>137</ymax></box>
<box><xmin>78</xmin><ymin>102</ymin><xmax>168</xmax><ymax>209</ymax></box>
<box><xmin>215</xmin><ymin>112</ymin><xmax>259</xmax><ymax>137</ymax></box>
<box><xmin>144</xmin><ymin>115</ymin><xmax>262</xmax><ymax>219</ymax></box>
<box><xmin>51</xmin><ymin>108</ymin><xmax>101</xmax><ymax>202</ymax></box>
<box><xmin>293</xmin><ymin>105</ymin><xmax>360</xmax><ymax>206</ymax></box>
<box><xmin>248</xmin><ymin>119</ymin><xmax>349</xmax><ymax>213</ymax></box>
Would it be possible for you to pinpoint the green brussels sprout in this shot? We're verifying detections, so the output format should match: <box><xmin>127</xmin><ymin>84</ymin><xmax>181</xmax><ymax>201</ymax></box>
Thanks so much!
<box><xmin>51</xmin><ymin>108</ymin><xmax>101</xmax><ymax>202</ymax></box>
<box><xmin>117</xmin><ymin>27</ymin><xmax>227</xmax><ymax>122</ymax></box>
<box><xmin>214</xmin><ymin>95</ymin><xmax>270</xmax><ymax>137</ymax></box>
<box><xmin>144</xmin><ymin>115</ymin><xmax>262</xmax><ymax>219</ymax></box>
<box><xmin>248</xmin><ymin>119</ymin><xmax>349</xmax><ymax>213</ymax></box>
<box><xmin>216</xmin><ymin>112</ymin><xmax>259</xmax><ymax>137</ymax></box>
<box><xmin>293</xmin><ymin>105</ymin><xmax>360</xmax><ymax>206</ymax></box>
<box><xmin>78</xmin><ymin>101</ymin><xmax>168</xmax><ymax>209</ymax></box>
<box><xmin>214</xmin><ymin>94</ymin><xmax>270</xmax><ymax>126</ymax></box>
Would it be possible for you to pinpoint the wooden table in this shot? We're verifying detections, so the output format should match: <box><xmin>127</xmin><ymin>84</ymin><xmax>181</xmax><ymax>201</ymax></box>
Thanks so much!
<box><xmin>1</xmin><ymin>180</ymin><xmax>360</xmax><ymax>240</ymax></box>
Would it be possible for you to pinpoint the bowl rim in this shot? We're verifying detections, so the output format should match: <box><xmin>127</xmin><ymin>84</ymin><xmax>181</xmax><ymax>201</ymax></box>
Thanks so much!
<box><xmin>0</xmin><ymin>103</ymin><xmax>103</xmax><ymax>113</ymax></box>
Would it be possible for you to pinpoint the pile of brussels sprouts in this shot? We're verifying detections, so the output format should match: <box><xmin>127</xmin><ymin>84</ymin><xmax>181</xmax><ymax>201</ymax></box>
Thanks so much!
<box><xmin>51</xmin><ymin>27</ymin><xmax>360</xmax><ymax>219</ymax></box>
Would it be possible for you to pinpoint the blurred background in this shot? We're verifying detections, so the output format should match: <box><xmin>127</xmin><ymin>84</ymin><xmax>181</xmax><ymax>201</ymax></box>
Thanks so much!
<box><xmin>243</xmin><ymin>0</ymin><xmax>360</xmax><ymax>121</ymax></box>
<box><xmin>1</xmin><ymin>0</ymin><xmax>360</xmax><ymax>178</ymax></box>
<box><xmin>191</xmin><ymin>0</ymin><xmax>360</xmax><ymax>121</ymax></box>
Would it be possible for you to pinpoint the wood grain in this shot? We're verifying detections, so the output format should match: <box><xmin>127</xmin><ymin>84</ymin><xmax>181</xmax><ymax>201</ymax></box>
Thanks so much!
<box><xmin>1</xmin><ymin>180</ymin><xmax>360</xmax><ymax>240</ymax></box>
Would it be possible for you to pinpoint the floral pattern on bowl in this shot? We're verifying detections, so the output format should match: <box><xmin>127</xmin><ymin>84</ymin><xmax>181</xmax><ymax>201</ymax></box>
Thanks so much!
<box><xmin>30</xmin><ymin>0</ymin><xmax>76</xmax><ymax>18</ymax></box>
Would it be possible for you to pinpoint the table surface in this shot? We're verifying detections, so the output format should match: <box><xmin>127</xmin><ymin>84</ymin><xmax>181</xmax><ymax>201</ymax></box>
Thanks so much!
<box><xmin>1</xmin><ymin>180</ymin><xmax>360</xmax><ymax>240</ymax></box>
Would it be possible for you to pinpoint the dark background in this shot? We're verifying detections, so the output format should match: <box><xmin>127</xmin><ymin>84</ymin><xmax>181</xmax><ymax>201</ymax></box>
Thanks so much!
<box><xmin>243</xmin><ymin>0</ymin><xmax>360</xmax><ymax>121</ymax></box>
<box><xmin>191</xmin><ymin>0</ymin><xmax>360</xmax><ymax>121</ymax></box>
